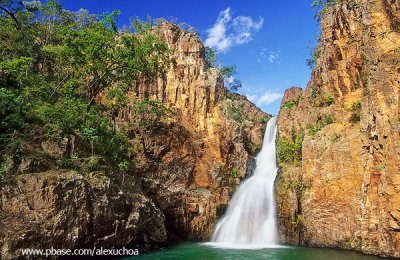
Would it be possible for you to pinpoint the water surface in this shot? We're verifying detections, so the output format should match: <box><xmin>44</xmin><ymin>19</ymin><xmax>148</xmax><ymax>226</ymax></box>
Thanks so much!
<box><xmin>128</xmin><ymin>242</ymin><xmax>381</xmax><ymax>260</ymax></box>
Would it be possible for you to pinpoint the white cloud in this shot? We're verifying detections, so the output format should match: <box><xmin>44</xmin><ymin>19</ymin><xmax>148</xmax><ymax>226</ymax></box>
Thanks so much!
<box><xmin>258</xmin><ymin>48</ymin><xmax>281</xmax><ymax>63</ymax></box>
<box><xmin>245</xmin><ymin>93</ymin><xmax>257</xmax><ymax>102</ymax></box>
<box><xmin>256</xmin><ymin>92</ymin><xmax>283</xmax><ymax>106</ymax></box>
<box><xmin>245</xmin><ymin>90</ymin><xmax>283</xmax><ymax>106</ymax></box>
<box><xmin>268</xmin><ymin>50</ymin><xmax>280</xmax><ymax>63</ymax></box>
<box><xmin>205</xmin><ymin>7</ymin><xmax>263</xmax><ymax>52</ymax></box>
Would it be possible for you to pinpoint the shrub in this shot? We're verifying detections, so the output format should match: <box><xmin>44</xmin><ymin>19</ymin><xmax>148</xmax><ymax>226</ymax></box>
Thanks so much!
<box><xmin>204</xmin><ymin>47</ymin><xmax>242</xmax><ymax>92</ymax></box>
<box><xmin>308</xmin><ymin>115</ymin><xmax>334</xmax><ymax>136</ymax></box>
<box><xmin>295</xmin><ymin>94</ymin><xmax>304</xmax><ymax>105</ymax></box>
<box><xmin>324</xmin><ymin>114</ymin><xmax>334</xmax><ymax>124</ymax></box>
<box><xmin>282</xmin><ymin>94</ymin><xmax>304</xmax><ymax>109</ymax></box>
<box><xmin>60</xmin><ymin>156</ymin><xmax>79</xmax><ymax>170</ymax></box>
<box><xmin>257</xmin><ymin>115</ymin><xmax>269</xmax><ymax>124</ymax></box>
<box><xmin>349</xmin><ymin>113</ymin><xmax>360</xmax><ymax>123</ymax></box>
<box><xmin>83</xmin><ymin>127</ymin><xmax>98</xmax><ymax>156</ymax></box>
<box><xmin>276</xmin><ymin>131</ymin><xmax>304</xmax><ymax>164</ymax></box>
<box><xmin>282</xmin><ymin>101</ymin><xmax>295</xmax><ymax>109</ymax></box>
<box><xmin>376</xmin><ymin>164</ymin><xmax>386</xmax><ymax>171</ymax></box>
<box><xmin>0</xmin><ymin>88</ymin><xmax>25</xmax><ymax>140</ymax></box>
<box><xmin>131</xmin><ymin>98</ymin><xmax>175</xmax><ymax>129</ymax></box>
<box><xmin>229</xmin><ymin>167</ymin><xmax>238</xmax><ymax>178</ymax></box>
<box><xmin>308</xmin><ymin>123</ymin><xmax>323</xmax><ymax>136</ymax></box>
<box><xmin>205</xmin><ymin>47</ymin><xmax>217</xmax><ymax>68</ymax></box>
<box><xmin>84</xmin><ymin>156</ymin><xmax>100</xmax><ymax>172</ymax></box>
<box><xmin>226</xmin><ymin>100</ymin><xmax>244</xmax><ymax>122</ymax></box>
<box><xmin>306</xmin><ymin>43</ymin><xmax>321</xmax><ymax>69</ymax></box>
<box><xmin>312</xmin><ymin>0</ymin><xmax>338</xmax><ymax>21</ymax></box>
<box><xmin>351</xmin><ymin>100</ymin><xmax>362</xmax><ymax>110</ymax></box>
<box><xmin>325</xmin><ymin>95</ymin><xmax>334</xmax><ymax>106</ymax></box>
<box><xmin>34</xmin><ymin>97</ymin><xmax>87</xmax><ymax>135</ymax></box>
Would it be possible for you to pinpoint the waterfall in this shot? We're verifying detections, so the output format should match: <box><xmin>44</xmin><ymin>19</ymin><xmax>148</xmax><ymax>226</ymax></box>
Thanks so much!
<box><xmin>209</xmin><ymin>116</ymin><xmax>279</xmax><ymax>249</ymax></box>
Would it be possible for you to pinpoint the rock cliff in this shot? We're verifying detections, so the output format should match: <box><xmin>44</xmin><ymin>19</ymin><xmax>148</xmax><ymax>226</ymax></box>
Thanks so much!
<box><xmin>0</xmin><ymin>23</ymin><xmax>268</xmax><ymax>259</ymax></box>
<box><xmin>136</xmin><ymin>23</ymin><xmax>269</xmax><ymax>239</ymax></box>
<box><xmin>276</xmin><ymin>0</ymin><xmax>400</xmax><ymax>257</ymax></box>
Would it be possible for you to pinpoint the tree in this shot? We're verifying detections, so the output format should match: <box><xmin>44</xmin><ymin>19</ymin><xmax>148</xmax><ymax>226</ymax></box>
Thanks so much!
<box><xmin>205</xmin><ymin>46</ymin><xmax>217</xmax><ymax>68</ymax></box>
<box><xmin>311</xmin><ymin>0</ymin><xmax>338</xmax><ymax>21</ymax></box>
<box><xmin>0</xmin><ymin>0</ymin><xmax>23</xmax><ymax>28</ymax></box>
<box><xmin>0</xmin><ymin>2</ymin><xmax>176</xmax><ymax>181</ymax></box>
<box><xmin>53</xmin><ymin>14</ymin><xmax>172</xmax><ymax>124</ymax></box>
<box><xmin>204</xmin><ymin>47</ymin><xmax>242</xmax><ymax>92</ymax></box>
<box><xmin>131</xmin><ymin>98</ymin><xmax>175</xmax><ymax>129</ymax></box>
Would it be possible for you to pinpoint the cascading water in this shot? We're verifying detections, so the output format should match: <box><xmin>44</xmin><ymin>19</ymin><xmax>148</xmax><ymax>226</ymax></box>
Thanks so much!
<box><xmin>209</xmin><ymin>116</ymin><xmax>279</xmax><ymax>249</ymax></box>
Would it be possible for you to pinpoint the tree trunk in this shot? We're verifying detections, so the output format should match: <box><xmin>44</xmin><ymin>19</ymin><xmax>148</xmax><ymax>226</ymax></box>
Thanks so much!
<box><xmin>0</xmin><ymin>5</ymin><xmax>21</xmax><ymax>29</ymax></box>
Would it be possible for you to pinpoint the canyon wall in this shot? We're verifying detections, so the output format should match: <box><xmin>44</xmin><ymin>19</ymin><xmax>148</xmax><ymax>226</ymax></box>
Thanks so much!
<box><xmin>0</xmin><ymin>23</ymin><xmax>269</xmax><ymax>259</ymax></box>
<box><xmin>276</xmin><ymin>0</ymin><xmax>400</xmax><ymax>257</ymax></box>
<box><xmin>132</xmin><ymin>23</ymin><xmax>269</xmax><ymax>240</ymax></box>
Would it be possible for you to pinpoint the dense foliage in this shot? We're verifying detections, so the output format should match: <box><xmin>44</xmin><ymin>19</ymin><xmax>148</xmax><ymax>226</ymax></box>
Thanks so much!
<box><xmin>0</xmin><ymin>0</ymin><xmax>174</xmax><ymax>182</ymax></box>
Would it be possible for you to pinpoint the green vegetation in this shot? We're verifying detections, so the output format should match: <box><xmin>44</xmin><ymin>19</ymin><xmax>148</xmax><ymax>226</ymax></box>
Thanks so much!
<box><xmin>282</xmin><ymin>101</ymin><xmax>295</xmax><ymax>109</ymax></box>
<box><xmin>324</xmin><ymin>114</ymin><xmax>334</xmax><ymax>124</ymax></box>
<box><xmin>205</xmin><ymin>47</ymin><xmax>217</xmax><ymax>68</ymax></box>
<box><xmin>309</xmin><ymin>87</ymin><xmax>334</xmax><ymax>107</ymax></box>
<box><xmin>291</xmin><ymin>213</ymin><xmax>304</xmax><ymax>233</ymax></box>
<box><xmin>225</xmin><ymin>100</ymin><xmax>244</xmax><ymax>122</ymax></box>
<box><xmin>308</xmin><ymin>115</ymin><xmax>335</xmax><ymax>136</ymax></box>
<box><xmin>310</xmin><ymin>87</ymin><xmax>318</xmax><ymax>101</ymax></box>
<box><xmin>376</xmin><ymin>164</ymin><xmax>386</xmax><ymax>171</ymax></box>
<box><xmin>276</xmin><ymin>130</ymin><xmax>304</xmax><ymax>164</ymax></box>
<box><xmin>325</xmin><ymin>95</ymin><xmax>334</xmax><ymax>106</ymax></box>
<box><xmin>351</xmin><ymin>100</ymin><xmax>362</xmax><ymax>110</ymax></box>
<box><xmin>348</xmin><ymin>100</ymin><xmax>362</xmax><ymax>124</ymax></box>
<box><xmin>131</xmin><ymin>99</ymin><xmax>175</xmax><ymax>129</ymax></box>
<box><xmin>257</xmin><ymin>115</ymin><xmax>269</xmax><ymax>124</ymax></box>
<box><xmin>205</xmin><ymin>47</ymin><xmax>242</xmax><ymax>92</ymax></box>
<box><xmin>306</xmin><ymin>43</ymin><xmax>321</xmax><ymax>69</ymax></box>
<box><xmin>0</xmin><ymin>0</ymin><xmax>176</xmax><ymax>183</ymax></box>
<box><xmin>282</xmin><ymin>94</ymin><xmax>304</xmax><ymax>109</ymax></box>
<box><xmin>84</xmin><ymin>156</ymin><xmax>101</xmax><ymax>173</ymax></box>
<box><xmin>307</xmin><ymin>0</ymin><xmax>340</xmax><ymax>67</ymax></box>
<box><xmin>229</xmin><ymin>167</ymin><xmax>238</xmax><ymax>178</ymax></box>
<box><xmin>311</xmin><ymin>0</ymin><xmax>338</xmax><ymax>21</ymax></box>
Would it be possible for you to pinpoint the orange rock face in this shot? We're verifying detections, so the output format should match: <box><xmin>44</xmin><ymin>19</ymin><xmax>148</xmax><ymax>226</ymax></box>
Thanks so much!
<box><xmin>132</xmin><ymin>23</ymin><xmax>270</xmax><ymax>239</ymax></box>
<box><xmin>276</xmin><ymin>0</ymin><xmax>400</xmax><ymax>257</ymax></box>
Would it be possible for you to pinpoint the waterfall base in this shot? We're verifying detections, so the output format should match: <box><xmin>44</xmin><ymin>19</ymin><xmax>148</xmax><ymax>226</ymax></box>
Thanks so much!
<box><xmin>210</xmin><ymin>117</ymin><xmax>280</xmax><ymax>248</ymax></box>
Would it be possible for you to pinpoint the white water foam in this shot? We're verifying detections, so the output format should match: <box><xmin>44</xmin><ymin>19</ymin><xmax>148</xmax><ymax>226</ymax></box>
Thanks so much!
<box><xmin>207</xmin><ymin>117</ymin><xmax>281</xmax><ymax>249</ymax></box>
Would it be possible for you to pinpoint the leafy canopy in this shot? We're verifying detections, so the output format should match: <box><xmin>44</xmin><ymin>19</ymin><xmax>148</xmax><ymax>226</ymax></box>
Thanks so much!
<box><xmin>0</xmin><ymin>0</ymin><xmax>175</xmax><ymax>180</ymax></box>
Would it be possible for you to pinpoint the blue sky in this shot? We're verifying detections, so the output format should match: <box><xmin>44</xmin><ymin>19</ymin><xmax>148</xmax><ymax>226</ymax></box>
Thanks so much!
<box><xmin>55</xmin><ymin>0</ymin><xmax>320</xmax><ymax>115</ymax></box>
